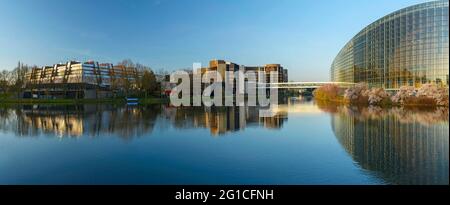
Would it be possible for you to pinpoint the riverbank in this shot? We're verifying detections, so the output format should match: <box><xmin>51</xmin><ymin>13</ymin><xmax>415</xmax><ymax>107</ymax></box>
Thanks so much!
<box><xmin>314</xmin><ymin>97</ymin><xmax>448</xmax><ymax>108</ymax></box>
<box><xmin>0</xmin><ymin>97</ymin><xmax>169</xmax><ymax>105</ymax></box>
<box><xmin>313</xmin><ymin>83</ymin><xmax>449</xmax><ymax>108</ymax></box>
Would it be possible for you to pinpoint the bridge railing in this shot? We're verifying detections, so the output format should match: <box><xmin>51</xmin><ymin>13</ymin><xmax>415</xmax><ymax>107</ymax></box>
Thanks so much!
<box><xmin>256</xmin><ymin>82</ymin><xmax>355</xmax><ymax>89</ymax></box>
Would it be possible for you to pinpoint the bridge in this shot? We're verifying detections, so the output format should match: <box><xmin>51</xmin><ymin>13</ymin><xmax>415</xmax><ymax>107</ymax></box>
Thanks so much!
<box><xmin>256</xmin><ymin>82</ymin><xmax>355</xmax><ymax>89</ymax></box>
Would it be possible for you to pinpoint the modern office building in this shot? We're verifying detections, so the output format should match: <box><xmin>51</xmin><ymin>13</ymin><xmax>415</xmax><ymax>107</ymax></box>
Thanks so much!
<box><xmin>199</xmin><ymin>59</ymin><xmax>288</xmax><ymax>85</ymax></box>
<box><xmin>196</xmin><ymin>59</ymin><xmax>288</xmax><ymax>97</ymax></box>
<box><xmin>263</xmin><ymin>64</ymin><xmax>288</xmax><ymax>84</ymax></box>
<box><xmin>24</xmin><ymin>61</ymin><xmax>141</xmax><ymax>99</ymax></box>
<box><xmin>331</xmin><ymin>0</ymin><xmax>449</xmax><ymax>90</ymax></box>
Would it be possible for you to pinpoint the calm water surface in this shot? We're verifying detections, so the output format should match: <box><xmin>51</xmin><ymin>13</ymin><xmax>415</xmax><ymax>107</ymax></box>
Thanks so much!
<box><xmin>0</xmin><ymin>98</ymin><xmax>448</xmax><ymax>185</ymax></box>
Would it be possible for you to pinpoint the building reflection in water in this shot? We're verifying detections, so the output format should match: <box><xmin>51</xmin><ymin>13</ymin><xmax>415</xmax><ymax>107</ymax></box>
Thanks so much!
<box><xmin>0</xmin><ymin>104</ymin><xmax>288</xmax><ymax>139</ymax></box>
<box><xmin>160</xmin><ymin>106</ymin><xmax>288</xmax><ymax>136</ymax></box>
<box><xmin>1</xmin><ymin>101</ymin><xmax>448</xmax><ymax>184</ymax></box>
<box><xmin>320</xmin><ymin>103</ymin><xmax>449</xmax><ymax>185</ymax></box>
<box><xmin>2</xmin><ymin>104</ymin><xmax>161</xmax><ymax>140</ymax></box>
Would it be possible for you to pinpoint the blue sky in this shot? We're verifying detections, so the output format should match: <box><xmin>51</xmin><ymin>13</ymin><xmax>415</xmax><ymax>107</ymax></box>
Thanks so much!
<box><xmin>0</xmin><ymin>0</ymin><xmax>426</xmax><ymax>81</ymax></box>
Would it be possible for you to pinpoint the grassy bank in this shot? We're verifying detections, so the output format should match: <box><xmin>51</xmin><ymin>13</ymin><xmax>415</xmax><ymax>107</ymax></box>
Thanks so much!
<box><xmin>0</xmin><ymin>97</ymin><xmax>168</xmax><ymax>105</ymax></box>
<box><xmin>314</xmin><ymin>97</ymin><xmax>447</xmax><ymax>108</ymax></box>
<box><xmin>138</xmin><ymin>97</ymin><xmax>169</xmax><ymax>105</ymax></box>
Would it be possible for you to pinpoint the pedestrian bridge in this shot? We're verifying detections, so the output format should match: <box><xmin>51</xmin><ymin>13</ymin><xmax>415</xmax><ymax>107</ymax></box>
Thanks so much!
<box><xmin>257</xmin><ymin>82</ymin><xmax>355</xmax><ymax>89</ymax></box>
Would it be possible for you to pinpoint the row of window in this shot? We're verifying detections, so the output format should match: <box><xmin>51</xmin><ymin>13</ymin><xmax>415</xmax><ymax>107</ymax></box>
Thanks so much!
<box><xmin>331</xmin><ymin>1</ymin><xmax>449</xmax><ymax>89</ymax></box>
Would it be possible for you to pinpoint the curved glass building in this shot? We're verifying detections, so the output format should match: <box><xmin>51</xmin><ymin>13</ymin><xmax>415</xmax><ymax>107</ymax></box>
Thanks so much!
<box><xmin>331</xmin><ymin>0</ymin><xmax>449</xmax><ymax>90</ymax></box>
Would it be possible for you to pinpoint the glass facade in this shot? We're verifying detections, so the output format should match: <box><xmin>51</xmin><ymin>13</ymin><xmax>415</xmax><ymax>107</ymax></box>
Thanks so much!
<box><xmin>331</xmin><ymin>0</ymin><xmax>449</xmax><ymax>90</ymax></box>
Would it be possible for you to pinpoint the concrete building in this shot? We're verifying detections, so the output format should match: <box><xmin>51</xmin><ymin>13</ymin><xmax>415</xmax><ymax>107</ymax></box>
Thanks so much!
<box><xmin>198</xmin><ymin>59</ymin><xmax>288</xmax><ymax>84</ymax></box>
<box><xmin>158</xmin><ymin>59</ymin><xmax>288</xmax><ymax>100</ymax></box>
<box><xmin>23</xmin><ymin>61</ymin><xmax>141</xmax><ymax>99</ymax></box>
<box><xmin>195</xmin><ymin>59</ymin><xmax>289</xmax><ymax>97</ymax></box>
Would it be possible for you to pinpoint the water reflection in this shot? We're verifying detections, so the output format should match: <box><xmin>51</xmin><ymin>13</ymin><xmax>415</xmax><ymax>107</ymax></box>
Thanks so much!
<box><xmin>167</xmin><ymin>106</ymin><xmax>287</xmax><ymax>135</ymax></box>
<box><xmin>0</xmin><ymin>105</ymin><xmax>160</xmax><ymax>140</ymax></box>
<box><xmin>0</xmin><ymin>104</ymin><xmax>288</xmax><ymax>139</ymax></box>
<box><xmin>317</xmin><ymin>103</ymin><xmax>449</xmax><ymax>185</ymax></box>
<box><xmin>0</xmin><ymin>101</ymin><xmax>448</xmax><ymax>185</ymax></box>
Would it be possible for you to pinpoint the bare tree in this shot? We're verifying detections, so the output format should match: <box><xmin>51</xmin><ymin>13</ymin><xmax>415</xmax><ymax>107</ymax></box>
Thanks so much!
<box><xmin>118</xmin><ymin>59</ymin><xmax>135</xmax><ymax>69</ymax></box>
<box><xmin>117</xmin><ymin>59</ymin><xmax>136</xmax><ymax>97</ymax></box>
<box><xmin>12</xmin><ymin>62</ymin><xmax>31</xmax><ymax>98</ymax></box>
<box><xmin>140</xmin><ymin>69</ymin><xmax>157</xmax><ymax>98</ymax></box>
<box><xmin>0</xmin><ymin>70</ymin><xmax>9</xmax><ymax>94</ymax></box>
<box><xmin>115</xmin><ymin>59</ymin><xmax>159</xmax><ymax>98</ymax></box>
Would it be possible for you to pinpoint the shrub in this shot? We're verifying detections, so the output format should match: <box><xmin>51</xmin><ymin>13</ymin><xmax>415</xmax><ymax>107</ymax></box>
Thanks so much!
<box><xmin>391</xmin><ymin>86</ymin><xmax>416</xmax><ymax>104</ymax></box>
<box><xmin>391</xmin><ymin>84</ymin><xmax>448</xmax><ymax>106</ymax></box>
<box><xmin>313</xmin><ymin>84</ymin><xmax>341</xmax><ymax>101</ymax></box>
<box><xmin>434</xmin><ymin>87</ymin><xmax>449</xmax><ymax>106</ymax></box>
<box><xmin>344</xmin><ymin>82</ymin><xmax>369</xmax><ymax>104</ymax></box>
<box><xmin>405</xmin><ymin>96</ymin><xmax>436</xmax><ymax>106</ymax></box>
<box><xmin>416</xmin><ymin>84</ymin><xmax>438</xmax><ymax>98</ymax></box>
<box><xmin>367</xmin><ymin>87</ymin><xmax>390</xmax><ymax>105</ymax></box>
<box><xmin>416</xmin><ymin>84</ymin><xmax>448</xmax><ymax>106</ymax></box>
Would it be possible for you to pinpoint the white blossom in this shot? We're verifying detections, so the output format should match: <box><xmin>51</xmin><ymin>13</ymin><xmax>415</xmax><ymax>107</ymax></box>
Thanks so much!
<box><xmin>367</xmin><ymin>88</ymin><xmax>390</xmax><ymax>105</ymax></box>
<box><xmin>391</xmin><ymin>86</ymin><xmax>416</xmax><ymax>104</ymax></box>
<box><xmin>416</xmin><ymin>84</ymin><xmax>438</xmax><ymax>98</ymax></box>
<box><xmin>344</xmin><ymin>82</ymin><xmax>369</xmax><ymax>103</ymax></box>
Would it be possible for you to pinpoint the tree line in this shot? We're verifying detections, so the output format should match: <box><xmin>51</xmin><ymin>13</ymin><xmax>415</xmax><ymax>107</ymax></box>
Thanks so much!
<box><xmin>115</xmin><ymin>59</ymin><xmax>159</xmax><ymax>98</ymax></box>
<box><xmin>0</xmin><ymin>62</ymin><xmax>32</xmax><ymax>98</ymax></box>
